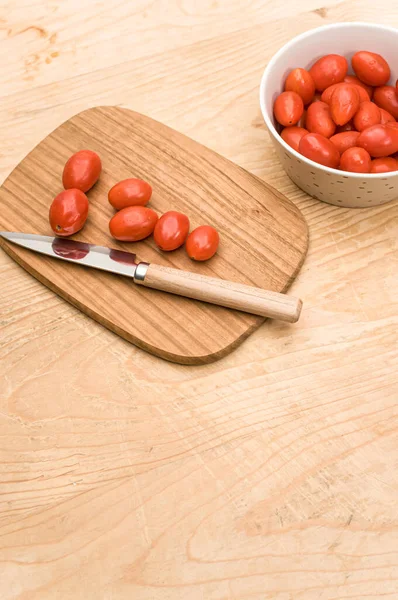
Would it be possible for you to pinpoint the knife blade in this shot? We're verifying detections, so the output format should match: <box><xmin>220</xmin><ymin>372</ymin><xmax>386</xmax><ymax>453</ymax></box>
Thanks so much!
<box><xmin>0</xmin><ymin>231</ymin><xmax>302</xmax><ymax>322</ymax></box>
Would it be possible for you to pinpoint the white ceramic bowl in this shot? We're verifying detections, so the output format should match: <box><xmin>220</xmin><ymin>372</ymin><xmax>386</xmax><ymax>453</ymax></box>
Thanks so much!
<box><xmin>260</xmin><ymin>22</ymin><xmax>398</xmax><ymax>208</ymax></box>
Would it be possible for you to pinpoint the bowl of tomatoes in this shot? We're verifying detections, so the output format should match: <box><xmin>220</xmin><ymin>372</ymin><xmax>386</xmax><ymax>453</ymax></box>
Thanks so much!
<box><xmin>260</xmin><ymin>22</ymin><xmax>398</xmax><ymax>208</ymax></box>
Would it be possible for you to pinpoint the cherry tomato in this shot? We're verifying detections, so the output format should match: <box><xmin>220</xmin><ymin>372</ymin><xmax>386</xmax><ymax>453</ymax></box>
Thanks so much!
<box><xmin>297</xmin><ymin>110</ymin><xmax>307</xmax><ymax>128</ymax></box>
<box><xmin>109</xmin><ymin>206</ymin><xmax>158</xmax><ymax>241</ymax></box>
<box><xmin>309</xmin><ymin>54</ymin><xmax>348</xmax><ymax>91</ymax></box>
<box><xmin>379</xmin><ymin>108</ymin><xmax>396</xmax><ymax>124</ymax></box>
<box><xmin>284</xmin><ymin>68</ymin><xmax>316</xmax><ymax>105</ymax></box>
<box><xmin>186</xmin><ymin>226</ymin><xmax>219</xmax><ymax>261</ymax></box>
<box><xmin>306</xmin><ymin>101</ymin><xmax>336</xmax><ymax>138</ymax></box>
<box><xmin>336</xmin><ymin>121</ymin><xmax>355</xmax><ymax>132</ymax></box>
<box><xmin>386</xmin><ymin>122</ymin><xmax>398</xmax><ymax>129</ymax></box>
<box><xmin>373</xmin><ymin>86</ymin><xmax>398</xmax><ymax>119</ymax></box>
<box><xmin>299</xmin><ymin>133</ymin><xmax>340</xmax><ymax>168</ymax></box>
<box><xmin>329</xmin><ymin>131</ymin><xmax>360</xmax><ymax>154</ymax></box>
<box><xmin>108</xmin><ymin>178</ymin><xmax>152</xmax><ymax>210</ymax></box>
<box><xmin>352</xmin><ymin>51</ymin><xmax>391</xmax><ymax>87</ymax></box>
<box><xmin>281</xmin><ymin>126</ymin><xmax>309</xmax><ymax>152</ymax></box>
<box><xmin>153</xmin><ymin>211</ymin><xmax>190</xmax><ymax>251</ymax></box>
<box><xmin>62</xmin><ymin>150</ymin><xmax>101</xmax><ymax>193</ymax></box>
<box><xmin>370</xmin><ymin>157</ymin><xmax>398</xmax><ymax>173</ymax></box>
<box><xmin>340</xmin><ymin>147</ymin><xmax>371</xmax><ymax>173</ymax></box>
<box><xmin>273</xmin><ymin>91</ymin><xmax>304</xmax><ymax>126</ymax></box>
<box><xmin>330</xmin><ymin>84</ymin><xmax>360</xmax><ymax>126</ymax></box>
<box><xmin>322</xmin><ymin>82</ymin><xmax>368</xmax><ymax>105</ymax></box>
<box><xmin>353</xmin><ymin>101</ymin><xmax>381</xmax><ymax>132</ymax></box>
<box><xmin>49</xmin><ymin>189</ymin><xmax>89</xmax><ymax>237</ymax></box>
<box><xmin>357</xmin><ymin>124</ymin><xmax>398</xmax><ymax>157</ymax></box>
<box><xmin>321</xmin><ymin>83</ymin><xmax>341</xmax><ymax>104</ymax></box>
<box><xmin>343</xmin><ymin>75</ymin><xmax>373</xmax><ymax>99</ymax></box>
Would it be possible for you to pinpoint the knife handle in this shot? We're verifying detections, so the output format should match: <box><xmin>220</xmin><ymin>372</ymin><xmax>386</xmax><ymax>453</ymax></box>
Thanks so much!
<box><xmin>134</xmin><ymin>263</ymin><xmax>302</xmax><ymax>323</ymax></box>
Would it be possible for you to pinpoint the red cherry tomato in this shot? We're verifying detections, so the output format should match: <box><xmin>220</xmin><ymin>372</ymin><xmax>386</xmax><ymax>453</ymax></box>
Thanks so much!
<box><xmin>273</xmin><ymin>91</ymin><xmax>304</xmax><ymax>126</ymax></box>
<box><xmin>343</xmin><ymin>75</ymin><xmax>373</xmax><ymax>99</ymax></box>
<box><xmin>109</xmin><ymin>206</ymin><xmax>158</xmax><ymax>241</ymax></box>
<box><xmin>108</xmin><ymin>178</ymin><xmax>152</xmax><ymax>210</ymax></box>
<box><xmin>185</xmin><ymin>226</ymin><xmax>219</xmax><ymax>261</ymax></box>
<box><xmin>309</xmin><ymin>54</ymin><xmax>348</xmax><ymax>91</ymax></box>
<box><xmin>352</xmin><ymin>51</ymin><xmax>391</xmax><ymax>87</ymax></box>
<box><xmin>352</xmin><ymin>84</ymin><xmax>372</xmax><ymax>104</ymax></box>
<box><xmin>340</xmin><ymin>147</ymin><xmax>371</xmax><ymax>173</ymax></box>
<box><xmin>49</xmin><ymin>189</ymin><xmax>89</xmax><ymax>237</ymax></box>
<box><xmin>329</xmin><ymin>84</ymin><xmax>360</xmax><ymax>126</ymax></box>
<box><xmin>299</xmin><ymin>133</ymin><xmax>340</xmax><ymax>168</ymax></box>
<box><xmin>336</xmin><ymin>121</ymin><xmax>355</xmax><ymax>132</ymax></box>
<box><xmin>62</xmin><ymin>150</ymin><xmax>101</xmax><ymax>193</ymax></box>
<box><xmin>386</xmin><ymin>122</ymin><xmax>398</xmax><ymax>129</ymax></box>
<box><xmin>357</xmin><ymin>124</ymin><xmax>398</xmax><ymax>157</ymax></box>
<box><xmin>306</xmin><ymin>101</ymin><xmax>336</xmax><ymax>138</ymax></box>
<box><xmin>370</xmin><ymin>157</ymin><xmax>398</xmax><ymax>173</ymax></box>
<box><xmin>153</xmin><ymin>211</ymin><xmax>190</xmax><ymax>251</ymax></box>
<box><xmin>379</xmin><ymin>108</ymin><xmax>396</xmax><ymax>124</ymax></box>
<box><xmin>329</xmin><ymin>131</ymin><xmax>360</xmax><ymax>154</ymax></box>
<box><xmin>321</xmin><ymin>83</ymin><xmax>339</xmax><ymax>104</ymax></box>
<box><xmin>284</xmin><ymin>68</ymin><xmax>316</xmax><ymax>105</ymax></box>
<box><xmin>322</xmin><ymin>82</ymin><xmax>368</xmax><ymax>105</ymax></box>
<box><xmin>281</xmin><ymin>126</ymin><xmax>309</xmax><ymax>152</ymax></box>
<box><xmin>373</xmin><ymin>86</ymin><xmax>398</xmax><ymax>119</ymax></box>
<box><xmin>297</xmin><ymin>110</ymin><xmax>307</xmax><ymax>128</ymax></box>
<box><xmin>353</xmin><ymin>101</ymin><xmax>381</xmax><ymax>132</ymax></box>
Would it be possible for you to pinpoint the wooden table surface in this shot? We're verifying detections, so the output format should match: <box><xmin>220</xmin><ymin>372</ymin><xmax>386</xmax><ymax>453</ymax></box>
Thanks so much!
<box><xmin>1</xmin><ymin>2</ymin><xmax>397</xmax><ymax>598</ymax></box>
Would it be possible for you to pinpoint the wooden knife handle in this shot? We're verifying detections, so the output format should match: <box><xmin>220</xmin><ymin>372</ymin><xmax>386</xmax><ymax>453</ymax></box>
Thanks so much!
<box><xmin>135</xmin><ymin>263</ymin><xmax>302</xmax><ymax>323</ymax></box>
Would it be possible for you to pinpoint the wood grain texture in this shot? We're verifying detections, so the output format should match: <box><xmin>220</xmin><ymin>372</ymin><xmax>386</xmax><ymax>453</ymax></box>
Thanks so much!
<box><xmin>0</xmin><ymin>106</ymin><xmax>307</xmax><ymax>364</ymax></box>
<box><xmin>1</xmin><ymin>1</ymin><xmax>398</xmax><ymax>599</ymax></box>
<box><xmin>140</xmin><ymin>264</ymin><xmax>303</xmax><ymax>321</ymax></box>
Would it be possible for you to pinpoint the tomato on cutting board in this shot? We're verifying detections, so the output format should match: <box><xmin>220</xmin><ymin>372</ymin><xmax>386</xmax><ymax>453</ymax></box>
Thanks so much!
<box><xmin>109</xmin><ymin>206</ymin><xmax>158</xmax><ymax>242</ymax></box>
<box><xmin>49</xmin><ymin>189</ymin><xmax>89</xmax><ymax>236</ymax></box>
<box><xmin>108</xmin><ymin>178</ymin><xmax>152</xmax><ymax>210</ymax></box>
<box><xmin>62</xmin><ymin>150</ymin><xmax>102</xmax><ymax>192</ymax></box>
<box><xmin>154</xmin><ymin>211</ymin><xmax>190</xmax><ymax>251</ymax></box>
<box><xmin>186</xmin><ymin>226</ymin><xmax>219</xmax><ymax>261</ymax></box>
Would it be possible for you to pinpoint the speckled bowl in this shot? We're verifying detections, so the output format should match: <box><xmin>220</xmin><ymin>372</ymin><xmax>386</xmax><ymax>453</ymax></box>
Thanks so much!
<box><xmin>260</xmin><ymin>22</ymin><xmax>398</xmax><ymax>208</ymax></box>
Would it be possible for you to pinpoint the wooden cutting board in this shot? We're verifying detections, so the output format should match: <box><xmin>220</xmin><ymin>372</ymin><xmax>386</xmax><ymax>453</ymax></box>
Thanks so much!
<box><xmin>0</xmin><ymin>107</ymin><xmax>308</xmax><ymax>364</ymax></box>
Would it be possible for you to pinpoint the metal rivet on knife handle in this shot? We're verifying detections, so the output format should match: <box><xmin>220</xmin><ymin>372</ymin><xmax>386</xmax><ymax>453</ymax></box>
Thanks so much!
<box><xmin>133</xmin><ymin>262</ymin><xmax>150</xmax><ymax>283</ymax></box>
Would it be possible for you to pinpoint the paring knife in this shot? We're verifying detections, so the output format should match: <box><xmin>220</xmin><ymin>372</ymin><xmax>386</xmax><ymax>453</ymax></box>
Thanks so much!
<box><xmin>0</xmin><ymin>232</ymin><xmax>302</xmax><ymax>322</ymax></box>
